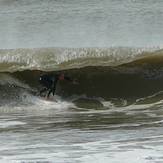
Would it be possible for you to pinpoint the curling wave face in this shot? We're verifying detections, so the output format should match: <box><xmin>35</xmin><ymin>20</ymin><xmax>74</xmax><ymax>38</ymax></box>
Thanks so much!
<box><xmin>1</xmin><ymin>47</ymin><xmax>163</xmax><ymax>106</ymax></box>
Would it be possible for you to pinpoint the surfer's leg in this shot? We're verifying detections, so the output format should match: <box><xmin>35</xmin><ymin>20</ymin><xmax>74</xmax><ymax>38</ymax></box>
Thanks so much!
<box><xmin>52</xmin><ymin>86</ymin><xmax>56</xmax><ymax>96</ymax></box>
<box><xmin>52</xmin><ymin>89</ymin><xmax>55</xmax><ymax>96</ymax></box>
<box><xmin>39</xmin><ymin>87</ymin><xmax>48</xmax><ymax>96</ymax></box>
<box><xmin>47</xmin><ymin>89</ymin><xmax>53</xmax><ymax>98</ymax></box>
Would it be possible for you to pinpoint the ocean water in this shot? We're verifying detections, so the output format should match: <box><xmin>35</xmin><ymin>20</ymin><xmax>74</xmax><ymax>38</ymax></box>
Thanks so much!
<box><xmin>0</xmin><ymin>0</ymin><xmax>163</xmax><ymax>48</ymax></box>
<box><xmin>0</xmin><ymin>0</ymin><xmax>163</xmax><ymax>163</ymax></box>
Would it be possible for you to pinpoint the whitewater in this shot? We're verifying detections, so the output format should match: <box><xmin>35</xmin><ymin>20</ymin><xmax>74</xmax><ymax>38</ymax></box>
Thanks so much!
<box><xmin>0</xmin><ymin>0</ymin><xmax>163</xmax><ymax>163</ymax></box>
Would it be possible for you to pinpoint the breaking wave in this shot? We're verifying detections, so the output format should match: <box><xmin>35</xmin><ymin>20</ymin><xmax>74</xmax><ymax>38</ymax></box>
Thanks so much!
<box><xmin>1</xmin><ymin>47</ymin><xmax>163</xmax><ymax>106</ymax></box>
<box><xmin>0</xmin><ymin>47</ymin><xmax>162</xmax><ymax>72</ymax></box>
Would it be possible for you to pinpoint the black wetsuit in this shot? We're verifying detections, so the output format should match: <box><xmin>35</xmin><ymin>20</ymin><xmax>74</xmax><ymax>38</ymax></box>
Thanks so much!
<box><xmin>39</xmin><ymin>74</ymin><xmax>72</xmax><ymax>98</ymax></box>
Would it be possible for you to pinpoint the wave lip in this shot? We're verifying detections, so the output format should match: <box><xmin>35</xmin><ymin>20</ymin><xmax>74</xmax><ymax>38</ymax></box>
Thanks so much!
<box><xmin>0</xmin><ymin>47</ymin><xmax>161</xmax><ymax>72</ymax></box>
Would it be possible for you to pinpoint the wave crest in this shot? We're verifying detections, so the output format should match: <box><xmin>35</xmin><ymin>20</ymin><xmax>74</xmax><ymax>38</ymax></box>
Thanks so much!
<box><xmin>0</xmin><ymin>47</ymin><xmax>161</xmax><ymax>72</ymax></box>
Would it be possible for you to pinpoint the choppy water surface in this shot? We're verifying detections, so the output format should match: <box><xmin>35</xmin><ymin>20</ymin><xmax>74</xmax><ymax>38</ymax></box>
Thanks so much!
<box><xmin>0</xmin><ymin>0</ymin><xmax>163</xmax><ymax>48</ymax></box>
<box><xmin>0</xmin><ymin>0</ymin><xmax>163</xmax><ymax>162</ymax></box>
<box><xmin>0</xmin><ymin>91</ymin><xmax>163</xmax><ymax>163</ymax></box>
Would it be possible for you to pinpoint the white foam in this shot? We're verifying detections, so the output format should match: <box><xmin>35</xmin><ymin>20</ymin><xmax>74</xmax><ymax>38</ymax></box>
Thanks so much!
<box><xmin>20</xmin><ymin>92</ymin><xmax>75</xmax><ymax>110</ymax></box>
<box><xmin>0</xmin><ymin>47</ymin><xmax>161</xmax><ymax>72</ymax></box>
<box><xmin>0</xmin><ymin>120</ymin><xmax>26</xmax><ymax>128</ymax></box>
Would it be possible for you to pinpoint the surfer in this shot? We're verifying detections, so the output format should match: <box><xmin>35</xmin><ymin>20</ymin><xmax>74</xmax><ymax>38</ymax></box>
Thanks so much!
<box><xmin>39</xmin><ymin>73</ymin><xmax>77</xmax><ymax>98</ymax></box>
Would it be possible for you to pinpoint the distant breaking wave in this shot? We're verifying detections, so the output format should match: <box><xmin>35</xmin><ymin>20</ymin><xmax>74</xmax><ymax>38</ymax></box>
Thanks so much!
<box><xmin>0</xmin><ymin>47</ymin><xmax>162</xmax><ymax>72</ymax></box>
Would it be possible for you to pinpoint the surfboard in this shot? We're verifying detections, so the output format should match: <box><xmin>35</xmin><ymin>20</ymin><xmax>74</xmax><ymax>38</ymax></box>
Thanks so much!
<box><xmin>39</xmin><ymin>95</ymin><xmax>60</xmax><ymax>102</ymax></box>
